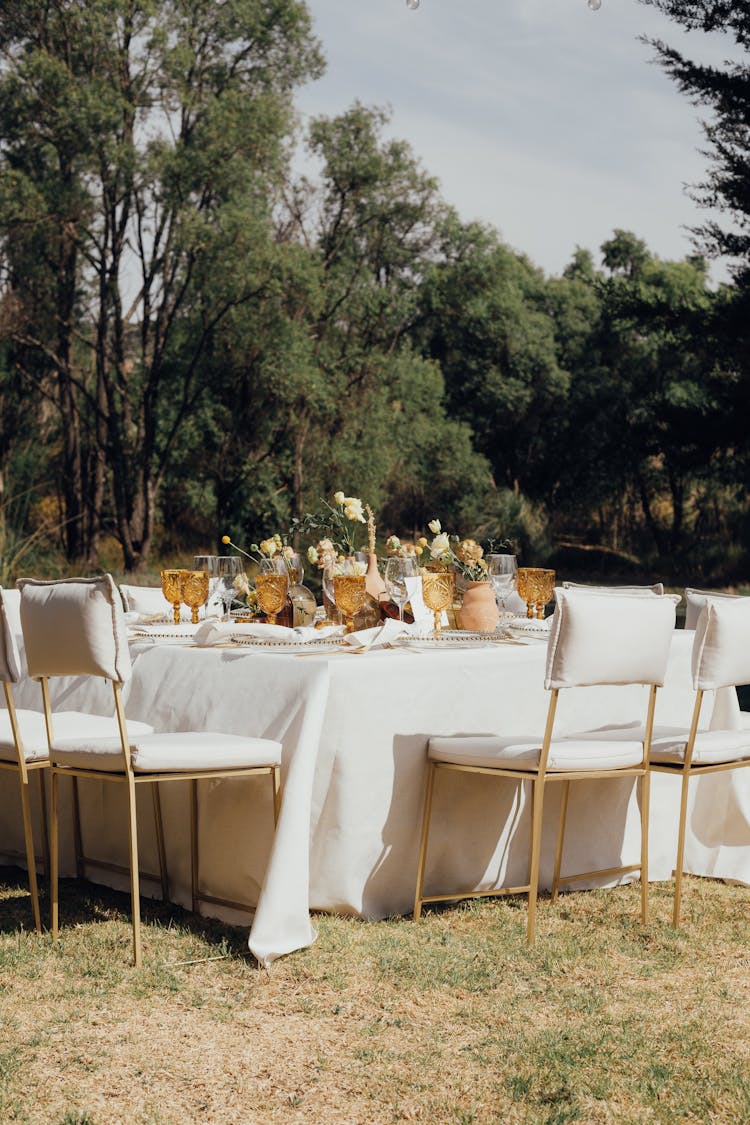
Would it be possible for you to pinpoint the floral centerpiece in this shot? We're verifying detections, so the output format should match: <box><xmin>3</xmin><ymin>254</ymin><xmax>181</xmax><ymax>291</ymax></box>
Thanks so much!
<box><xmin>423</xmin><ymin>519</ymin><xmax>489</xmax><ymax>582</ymax></box>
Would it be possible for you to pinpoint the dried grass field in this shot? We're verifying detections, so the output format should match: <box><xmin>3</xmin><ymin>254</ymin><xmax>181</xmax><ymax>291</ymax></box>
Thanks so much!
<box><xmin>1</xmin><ymin>869</ymin><xmax>748</xmax><ymax>1124</ymax></box>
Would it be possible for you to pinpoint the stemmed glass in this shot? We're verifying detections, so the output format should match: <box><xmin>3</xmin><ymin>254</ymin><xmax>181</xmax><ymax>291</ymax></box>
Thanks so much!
<box><xmin>486</xmin><ymin>554</ymin><xmax>517</xmax><ymax>622</ymax></box>
<box><xmin>384</xmin><ymin>556</ymin><xmax>417</xmax><ymax>623</ymax></box>
<box><xmin>181</xmin><ymin>570</ymin><xmax>210</xmax><ymax>624</ymax></box>
<box><xmin>193</xmin><ymin>555</ymin><xmax>219</xmax><ymax>613</ymax></box>
<box><xmin>255</xmin><ymin>564</ymin><xmax>289</xmax><ymax>626</ymax></box>
<box><xmin>216</xmin><ymin>556</ymin><xmax>245</xmax><ymax>619</ymax></box>
<box><xmin>332</xmin><ymin>574</ymin><xmax>367</xmax><ymax>632</ymax></box>
<box><xmin>421</xmin><ymin>570</ymin><xmax>455</xmax><ymax>638</ymax></box>
<box><xmin>160</xmin><ymin>569</ymin><xmax>184</xmax><ymax>625</ymax></box>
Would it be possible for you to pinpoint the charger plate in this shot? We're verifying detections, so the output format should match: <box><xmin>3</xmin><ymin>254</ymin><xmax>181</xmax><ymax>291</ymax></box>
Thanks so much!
<box><xmin>393</xmin><ymin>630</ymin><xmax>513</xmax><ymax>650</ymax></box>
<box><xmin>229</xmin><ymin>635</ymin><xmax>349</xmax><ymax>654</ymax></box>
<box><xmin>506</xmin><ymin>617</ymin><xmax>552</xmax><ymax>639</ymax></box>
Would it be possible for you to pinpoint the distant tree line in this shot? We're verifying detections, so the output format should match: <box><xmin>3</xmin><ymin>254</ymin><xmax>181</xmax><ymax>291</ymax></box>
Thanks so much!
<box><xmin>0</xmin><ymin>0</ymin><xmax>748</xmax><ymax>580</ymax></box>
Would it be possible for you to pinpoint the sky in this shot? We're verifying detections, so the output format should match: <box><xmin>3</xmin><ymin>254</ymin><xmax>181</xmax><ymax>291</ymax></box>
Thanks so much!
<box><xmin>294</xmin><ymin>0</ymin><xmax>737</xmax><ymax>283</ymax></box>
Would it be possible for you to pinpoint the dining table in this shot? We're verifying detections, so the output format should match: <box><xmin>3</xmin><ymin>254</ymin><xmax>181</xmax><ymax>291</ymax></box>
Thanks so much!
<box><xmin>1</xmin><ymin>620</ymin><xmax>749</xmax><ymax>966</ymax></box>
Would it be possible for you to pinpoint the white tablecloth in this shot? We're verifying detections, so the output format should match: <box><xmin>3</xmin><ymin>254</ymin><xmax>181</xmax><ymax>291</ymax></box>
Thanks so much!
<box><xmin>1</xmin><ymin>631</ymin><xmax>748</xmax><ymax>965</ymax></box>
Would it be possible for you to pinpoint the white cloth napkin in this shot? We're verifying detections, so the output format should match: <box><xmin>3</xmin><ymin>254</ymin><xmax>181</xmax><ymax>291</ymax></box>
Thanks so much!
<box><xmin>193</xmin><ymin>619</ymin><xmax>345</xmax><ymax>647</ymax></box>
<box><xmin>404</xmin><ymin>576</ymin><xmax>433</xmax><ymax>626</ymax></box>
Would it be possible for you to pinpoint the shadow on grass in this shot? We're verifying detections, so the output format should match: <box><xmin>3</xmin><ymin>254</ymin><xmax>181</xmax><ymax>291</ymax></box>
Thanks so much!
<box><xmin>0</xmin><ymin>863</ymin><xmax>257</xmax><ymax>964</ymax></box>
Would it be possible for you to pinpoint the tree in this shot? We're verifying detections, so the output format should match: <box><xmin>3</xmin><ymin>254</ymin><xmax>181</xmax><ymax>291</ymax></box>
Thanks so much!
<box><xmin>0</xmin><ymin>0</ymin><xmax>323</xmax><ymax>569</ymax></box>
<box><xmin>639</xmin><ymin>1</ymin><xmax>750</xmax><ymax>278</ymax></box>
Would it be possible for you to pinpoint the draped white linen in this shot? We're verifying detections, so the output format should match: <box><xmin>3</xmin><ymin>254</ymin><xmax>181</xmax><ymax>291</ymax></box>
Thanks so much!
<box><xmin>0</xmin><ymin>629</ymin><xmax>748</xmax><ymax>964</ymax></box>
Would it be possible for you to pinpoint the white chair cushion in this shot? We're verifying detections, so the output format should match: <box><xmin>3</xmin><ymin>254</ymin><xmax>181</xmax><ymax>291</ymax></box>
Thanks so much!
<box><xmin>119</xmin><ymin>584</ymin><xmax>188</xmax><ymax>621</ymax></box>
<box><xmin>692</xmin><ymin>596</ymin><xmax>750</xmax><ymax>690</ymax></box>
<box><xmin>562</xmin><ymin>582</ymin><xmax>665</xmax><ymax>596</ymax></box>
<box><xmin>18</xmin><ymin>576</ymin><xmax>132</xmax><ymax>683</ymax></box>
<box><xmin>684</xmin><ymin>587</ymin><xmax>738</xmax><ymax>631</ymax></box>
<box><xmin>0</xmin><ymin>588</ymin><xmax>24</xmax><ymax>683</ymax></box>
<box><xmin>51</xmin><ymin>731</ymin><xmax>282</xmax><ymax>773</ymax></box>
<box><xmin>428</xmin><ymin>733</ymin><xmax>645</xmax><ymax>772</ymax></box>
<box><xmin>650</xmin><ymin>729</ymin><xmax>750</xmax><ymax>766</ymax></box>
<box><xmin>545</xmin><ymin>588</ymin><xmax>677</xmax><ymax>690</ymax></box>
<box><xmin>0</xmin><ymin>711</ymin><xmax>153</xmax><ymax>763</ymax></box>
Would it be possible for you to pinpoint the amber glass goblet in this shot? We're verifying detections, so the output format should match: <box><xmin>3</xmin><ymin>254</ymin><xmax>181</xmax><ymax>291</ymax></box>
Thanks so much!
<box><xmin>181</xmin><ymin>569</ymin><xmax>210</xmax><ymax>625</ymax></box>
<box><xmin>535</xmin><ymin>568</ymin><xmax>556</xmax><ymax>619</ymax></box>
<box><xmin>160</xmin><ymin>569</ymin><xmax>184</xmax><ymax>625</ymax></box>
<box><xmin>332</xmin><ymin>574</ymin><xmax>367</xmax><ymax>632</ymax></box>
<box><xmin>255</xmin><ymin>571</ymin><xmax>289</xmax><ymax>626</ymax></box>
<box><xmin>517</xmin><ymin>567</ymin><xmax>556</xmax><ymax>619</ymax></box>
<box><xmin>421</xmin><ymin>570</ymin><xmax>455</xmax><ymax>638</ymax></box>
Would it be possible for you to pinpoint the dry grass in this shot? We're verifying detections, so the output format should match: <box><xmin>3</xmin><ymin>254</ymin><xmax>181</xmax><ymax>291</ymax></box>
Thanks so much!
<box><xmin>1</xmin><ymin>868</ymin><xmax>749</xmax><ymax>1125</ymax></box>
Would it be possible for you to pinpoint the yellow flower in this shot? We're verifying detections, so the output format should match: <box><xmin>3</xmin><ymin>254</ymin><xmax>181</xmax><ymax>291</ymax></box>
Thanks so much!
<box><xmin>221</xmin><ymin>534</ymin><xmax>231</xmax><ymax>545</ymax></box>
<box><xmin>417</xmin><ymin>537</ymin><xmax>428</xmax><ymax>548</ymax></box>
<box><xmin>457</xmin><ymin>538</ymin><xmax>484</xmax><ymax>566</ymax></box>
<box><xmin>343</xmin><ymin>496</ymin><xmax>366</xmax><ymax>523</ymax></box>
<box><xmin>428</xmin><ymin>519</ymin><xmax>441</xmax><ymax>535</ymax></box>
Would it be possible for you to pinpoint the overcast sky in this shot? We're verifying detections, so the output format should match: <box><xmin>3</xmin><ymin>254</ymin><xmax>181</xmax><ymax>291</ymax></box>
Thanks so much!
<box><xmin>294</xmin><ymin>0</ymin><xmax>736</xmax><ymax>282</ymax></box>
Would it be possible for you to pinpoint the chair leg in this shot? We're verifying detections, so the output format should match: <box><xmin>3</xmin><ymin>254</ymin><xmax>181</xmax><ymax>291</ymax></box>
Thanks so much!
<box><xmin>50</xmin><ymin>771</ymin><xmax>60</xmax><ymax>939</ymax></box>
<box><xmin>640</xmin><ymin>771</ymin><xmax>650</xmax><ymax>926</ymax></box>
<box><xmin>527</xmin><ymin>777</ymin><xmax>546</xmax><ymax>945</ymax></box>
<box><xmin>673</xmin><ymin>768</ymin><xmax>691</xmax><ymax>929</ymax></box>
<box><xmin>271</xmin><ymin>766</ymin><xmax>281</xmax><ymax>827</ymax></box>
<box><xmin>126</xmin><ymin>775</ymin><xmax>143</xmax><ymax>968</ymax></box>
<box><xmin>190</xmin><ymin>778</ymin><xmax>199</xmax><ymax>915</ymax></box>
<box><xmin>551</xmin><ymin>780</ymin><xmax>570</xmax><ymax>904</ymax></box>
<box><xmin>151</xmin><ymin>783</ymin><xmax>169</xmax><ymax>902</ymax></box>
<box><xmin>38</xmin><ymin>770</ymin><xmax>50</xmax><ymax>880</ymax></box>
<box><xmin>18</xmin><ymin>773</ymin><xmax>42</xmax><ymax>935</ymax></box>
<box><xmin>413</xmin><ymin>761</ymin><xmax>437</xmax><ymax>920</ymax></box>
<box><xmin>71</xmin><ymin>776</ymin><xmax>84</xmax><ymax>879</ymax></box>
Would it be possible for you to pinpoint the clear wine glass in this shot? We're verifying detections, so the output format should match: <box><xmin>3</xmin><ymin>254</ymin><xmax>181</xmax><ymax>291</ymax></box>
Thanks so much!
<box><xmin>193</xmin><ymin>555</ymin><xmax>219</xmax><ymax>616</ymax></box>
<box><xmin>216</xmin><ymin>556</ymin><xmax>245</xmax><ymax>619</ymax></box>
<box><xmin>486</xmin><ymin>554</ymin><xmax>517</xmax><ymax>621</ymax></box>
<box><xmin>384</xmin><ymin>556</ymin><xmax>417</xmax><ymax>623</ymax></box>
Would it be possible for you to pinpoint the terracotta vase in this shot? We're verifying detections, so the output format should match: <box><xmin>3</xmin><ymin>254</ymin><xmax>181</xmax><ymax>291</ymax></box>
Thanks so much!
<box><xmin>364</xmin><ymin>553</ymin><xmax>387</xmax><ymax>601</ymax></box>
<box><xmin>458</xmin><ymin>581</ymin><xmax>499</xmax><ymax>632</ymax></box>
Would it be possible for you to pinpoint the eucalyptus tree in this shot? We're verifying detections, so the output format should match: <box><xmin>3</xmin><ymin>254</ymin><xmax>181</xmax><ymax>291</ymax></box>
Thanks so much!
<box><xmin>0</xmin><ymin>0</ymin><xmax>322</xmax><ymax>569</ymax></box>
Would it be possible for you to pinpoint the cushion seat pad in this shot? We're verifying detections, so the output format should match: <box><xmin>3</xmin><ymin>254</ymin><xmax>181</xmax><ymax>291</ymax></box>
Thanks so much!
<box><xmin>0</xmin><ymin>710</ymin><xmax>153</xmax><ymax>764</ymax></box>
<box><xmin>428</xmin><ymin>734</ymin><xmax>645</xmax><ymax>772</ymax></box>
<box><xmin>650</xmin><ymin>729</ymin><xmax>750</xmax><ymax>766</ymax></box>
<box><xmin>51</xmin><ymin>731</ymin><xmax>282</xmax><ymax>773</ymax></box>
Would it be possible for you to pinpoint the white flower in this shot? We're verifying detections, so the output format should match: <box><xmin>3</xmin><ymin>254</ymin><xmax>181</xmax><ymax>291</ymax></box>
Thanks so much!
<box><xmin>428</xmin><ymin>519</ymin><xmax>441</xmax><ymax>534</ymax></box>
<box><xmin>333</xmin><ymin>559</ymin><xmax>367</xmax><ymax>577</ymax></box>
<box><xmin>430</xmin><ymin>532</ymin><xmax>451</xmax><ymax>560</ymax></box>
<box><xmin>233</xmin><ymin>573</ymin><xmax>250</xmax><ymax>596</ymax></box>
<box><xmin>259</xmin><ymin>538</ymin><xmax>278</xmax><ymax>557</ymax></box>
<box><xmin>333</xmin><ymin>490</ymin><xmax>346</xmax><ymax>506</ymax></box>
<box><xmin>307</xmin><ymin>546</ymin><xmax>319</xmax><ymax>564</ymax></box>
<box><xmin>343</xmin><ymin>496</ymin><xmax>366</xmax><ymax>523</ymax></box>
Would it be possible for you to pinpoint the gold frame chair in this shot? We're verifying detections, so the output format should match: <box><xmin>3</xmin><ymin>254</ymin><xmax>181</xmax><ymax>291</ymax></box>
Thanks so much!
<box><xmin>650</xmin><ymin>595</ymin><xmax>750</xmax><ymax>926</ymax></box>
<box><xmin>19</xmin><ymin>575</ymin><xmax>282</xmax><ymax>967</ymax></box>
<box><xmin>414</xmin><ymin>588</ymin><xmax>679</xmax><ymax>942</ymax></box>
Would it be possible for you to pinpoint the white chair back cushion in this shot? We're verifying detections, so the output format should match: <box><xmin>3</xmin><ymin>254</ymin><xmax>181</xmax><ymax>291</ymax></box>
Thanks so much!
<box><xmin>545</xmin><ymin>587</ymin><xmax>677</xmax><ymax>689</ymax></box>
<box><xmin>18</xmin><ymin>575</ymin><xmax>132</xmax><ymax>683</ymax></box>
<box><xmin>120</xmin><ymin>584</ymin><xmax>171</xmax><ymax>618</ymax></box>
<box><xmin>562</xmin><ymin>581</ymin><xmax>665</xmax><ymax>596</ymax></box>
<box><xmin>0</xmin><ymin>588</ymin><xmax>24</xmax><ymax>683</ymax></box>
<box><xmin>692</xmin><ymin>596</ymin><xmax>750</xmax><ymax>690</ymax></box>
<box><xmin>684</xmin><ymin>587</ymin><xmax>738</xmax><ymax>630</ymax></box>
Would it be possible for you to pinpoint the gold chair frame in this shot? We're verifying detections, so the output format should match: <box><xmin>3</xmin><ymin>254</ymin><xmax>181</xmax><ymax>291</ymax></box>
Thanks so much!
<box><xmin>650</xmin><ymin>688</ymin><xmax>750</xmax><ymax>927</ymax></box>
<box><xmin>0</xmin><ymin>681</ymin><xmax>50</xmax><ymax>934</ymax></box>
<box><xmin>42</xmin><ymin>678</ymin><xmax>281</xmax><ymax>968</ymax></box>
<box><xmin>414</xmin><ymin>684</ymin><xmax>659</xmax><ymax>943</ymax></box>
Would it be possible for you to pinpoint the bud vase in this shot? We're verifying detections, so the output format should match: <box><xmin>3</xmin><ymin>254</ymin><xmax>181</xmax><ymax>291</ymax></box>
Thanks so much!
<box><xmin>458</xmin><ymin>581</ymin><xmax>499</xmax><ymax>632</ymax></box>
